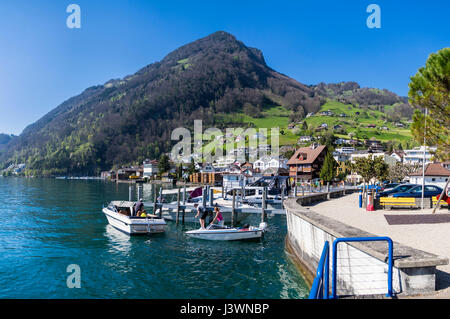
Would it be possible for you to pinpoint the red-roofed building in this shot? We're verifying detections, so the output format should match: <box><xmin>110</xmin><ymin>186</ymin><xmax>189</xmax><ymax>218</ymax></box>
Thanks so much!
<box><xmin>287</xmin><ymin>144</ymin><xmax>328</xmax><ymax>182</ymax></box>
<box><xmin>408</xmin><ymin>162</ymin><xmax>450</xmax><ymax>188</ymax></box>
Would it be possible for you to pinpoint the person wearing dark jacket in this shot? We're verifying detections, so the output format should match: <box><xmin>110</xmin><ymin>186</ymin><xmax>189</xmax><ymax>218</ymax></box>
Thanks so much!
<box><xmin>134</xmin><ymin>198</ymin><xmax>144</xmax><ymax>216</ymax></box>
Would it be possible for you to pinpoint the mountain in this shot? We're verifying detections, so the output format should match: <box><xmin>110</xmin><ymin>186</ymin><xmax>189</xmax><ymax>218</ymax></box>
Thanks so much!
<box><xmin>0</xmin><ymin>31</ymin><xmax>412</xmax><ymax>176</ymax></box>
<box><xmin>0</xmin><ymin>134</ymin><xmax>14</xmax><ymax>152</ymax></box>
<box><xmin>0</xmin><ymin>31</ymin><xmax>325</xmax><ymax>176</ymax></box>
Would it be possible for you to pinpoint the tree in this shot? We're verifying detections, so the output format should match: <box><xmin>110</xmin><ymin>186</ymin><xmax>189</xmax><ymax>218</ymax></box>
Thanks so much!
<box><xmin>350</xmin><ymin>155</ymin><xmax>389</xmax><ymax>199</ymax></box>
<box><xmin>187</xmin><ymin>158</ymin><xmax>197</xmax><ymax>175</ymax></box>
<box><xmin>320</xmin><ymin>151</ymin><xmax>337</xmax><ymax>183</ymax></box>
<box><xmin>158</xmin><ymin>154</ymin><xmax>170</xmax><ymax>174</ymax></box>
<box><xmin>409</xmin><ymin>47</ymin><xmax>450</xmax><ymax>161</ymax></box>
<box><xmin>388</xmin><ymin>162</ymin><xmax>420</xmax><ymax>182</ymax></box>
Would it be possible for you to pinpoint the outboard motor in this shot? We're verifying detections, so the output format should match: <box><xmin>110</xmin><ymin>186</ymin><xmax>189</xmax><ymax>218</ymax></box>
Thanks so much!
<box><xmin>259</xmin><ymin>222</ymin><xmax>268</xmax><ymax>231</ymax></box>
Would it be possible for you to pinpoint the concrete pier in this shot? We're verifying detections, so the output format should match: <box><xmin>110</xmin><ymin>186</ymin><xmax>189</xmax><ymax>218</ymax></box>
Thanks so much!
<box><xmin>284</xmin><ymin>194</ymin><xmax>449</xmax><ymax>297</ymax></box>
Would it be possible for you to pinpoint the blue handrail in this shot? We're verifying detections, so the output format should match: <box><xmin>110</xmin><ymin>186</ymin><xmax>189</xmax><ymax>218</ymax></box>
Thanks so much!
<box><xmin>308</xmin><ymin>241</ymin><xmax>330</xmax><ymax>299</ymax></box>
<box><xmin>331</xmin><ymin>237</ymin><xmax>393</xmax><ymax>299</ymax></box>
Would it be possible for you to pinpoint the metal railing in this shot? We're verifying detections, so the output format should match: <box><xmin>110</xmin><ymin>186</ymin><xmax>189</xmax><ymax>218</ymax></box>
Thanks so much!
<box><xmin>308</xmin><ymin>241</ymin><xmax>330</xmax><ymax>299</ymax></box>
<box><xmin>309</xmin><ymin>236</ymin><xmax>394</xmax><ymax>299</ymax></box>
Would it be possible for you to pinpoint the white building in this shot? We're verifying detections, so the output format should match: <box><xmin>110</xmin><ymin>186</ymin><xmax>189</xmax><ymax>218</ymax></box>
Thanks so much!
<box><xmin>408</xmin><ymin>163</ymin><xmax>450</xmax><ymax>188</ymax></box>
<box><xmin>390</xmin><ymin>150</ymin><xmax>405</xmax><ymax>163</ymax></box>
<box><xmin>403</xmin><ymin>146</ymin><xmax>437</xmax><ymax>165</ymax></box>
<box><xmin>143</xmin><ymin>160</ymin><xmax>158</xmax><ymax>177</ymax></box>
<box><xmin>350</xmin><ymin>152</ymin><xmax>397</xmax><ymax>166</ymax></box>
<box><xmin>222</xmin><ymin>174</ymin><xmax>245</xmax><ymax>189</ymax></box>
<box><xmin>214</xmin><ymin>156</ymin><xmax>236</xmax><ymax>169</ymax></box>
<box><xmin>253</xmin><ymin>156</ymin><xmax>288</xmax><ymax>171</ymax></box>
<box><xmin>336</xmin><ymin>147</ymin><xmax>355</xmax><ymax>154</ymax></box>
<box><xmin>298</xmin><ymin>136</ymin><xmax>313</xmax><ymax>143</ymax></box>
<box><xmin>333</xmin><ymin>152</ymin><xmax>350</xmax><ymax>163</ymax></box>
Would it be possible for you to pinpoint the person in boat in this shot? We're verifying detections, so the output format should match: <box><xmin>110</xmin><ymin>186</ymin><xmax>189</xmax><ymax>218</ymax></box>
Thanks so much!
<box><xmin>194</xmin><ymin>203</ymin><xmax>208</xmax><ymax>229</ymax></box>
<box><xmin>134</xmin><ymin>198</ymin><xmax>144</xmax><ymax>217</ymax></box>
<box><xmin>210</xmin><ymin>205</ymin><xmax>224</xmax><ymax>227</ymax></box>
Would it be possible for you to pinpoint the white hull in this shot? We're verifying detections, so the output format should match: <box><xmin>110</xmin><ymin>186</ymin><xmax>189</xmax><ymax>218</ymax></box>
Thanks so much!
<box><xmin>186</xmin><ymin>226</ymin><xmax>263</xmax><ymax>241</ymax></box>
<box><xmin>103</xmin><ymin>208</ymin><xmax>166</xmax><ymax>235</ymax></box>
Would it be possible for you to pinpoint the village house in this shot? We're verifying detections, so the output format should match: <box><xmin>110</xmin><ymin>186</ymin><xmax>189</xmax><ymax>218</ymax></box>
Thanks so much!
<box><xmin>287</xmin><ymin>144</ymin><xmax>328</xmax><ymax>183</ymax></box>
<box><xmin>443</xmin><ymin>161</ymin><xmax>450</xmax><ymax>170</ymax></box>
<box><xmin>350</xmin><ymin>151</ymin><xmax>397</xmax><ymax>167</ymax></box>
<box><xmin>390</xmin><ymin>150</ymin><xmax>405</xmax><ymax>163</ymax></box>
<box><xmin>253</xmin><ymin>156</ymin><xmax>288</xmax><ymax>171</ymax></box>
<box><xmin>403</xmin><ymin>146</ymin><xmax>437</xmax><ymax>165</ymax></box>
<box><xmin>222</xmin><ymin>173</ymin><xmax>246</xmax><ymax>189</ymax></box>
<box><xmin>408</xmin><ymin>163</ymin><xmax>450</xmax><ymax>189</ymax></box>
<box><xmin>298</xmin><ymin>136</ymin><xmax>313</xmax><ymax>144</ymax></box>
<box><xmin>241</xmin><ymin>166</ymin><xmax>262</xmax><ymax>183</ymax></box>
<box><xmin>143</xmin><ymin>159</ymin><xmax>159</xmax><ymax>178</ymax></box>
<box><xmin>116</xmin><ymin>166</ymin><xmax>143</xmax><ymax>181</ymax></box>
<box><xmin>101</xmin><ymin>170</ymin><xmax>114</xmax><ymax>179</ymax></box>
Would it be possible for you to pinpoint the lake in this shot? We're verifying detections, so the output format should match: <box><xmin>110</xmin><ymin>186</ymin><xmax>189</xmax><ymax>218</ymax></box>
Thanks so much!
<box><xmin>0</xmin><ymin>177</ymin><xmax>309</xmax><ymax>299</ymax></box>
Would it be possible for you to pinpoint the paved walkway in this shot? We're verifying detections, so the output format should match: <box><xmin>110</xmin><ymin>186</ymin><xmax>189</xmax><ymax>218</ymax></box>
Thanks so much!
<box><xmin>309</xmin><ymin>193</ymin><xmax>450</xmax><ymax>298</ymax></box>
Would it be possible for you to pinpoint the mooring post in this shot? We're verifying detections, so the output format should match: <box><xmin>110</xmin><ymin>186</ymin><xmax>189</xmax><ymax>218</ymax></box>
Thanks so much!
<box><xmin>158</xmin><ymin>187</ymin><xmax>163</xmax><ymax>218</ymax></box>
<box><xmin>294</xmin><ymin>186</ymin><xmax>297</xmax><ymax>198</ymax></box>
<box><xmin>153</xmin><ymin>188</ymin><xmax>157</xmax><ymax>216</ymax></box>
<box><xmin>182</xmin><ymin>208</ymin><xmax>185</xmax><ymax>224</ymax></box>
<box><xmin>183</xmin><ymin>184</ymin><xmax>186</xmax><ymax>205</ymax></box>
<box><xmin>129</xmin><ymin>185</ymin><xmax>133</xmax><ymax>202</ymax></box>
<box><xmin>281</xmin><ymin>185</ymin><xmax>285</xmax><ymax>207</ymax></box>
<box><xmin>176</xmin><ymin>187</ymin><xmax>181</xmax><ymax>225</ymax></box>
<box><xmin>222</xmin><ymin>185</ymin><xmax>224</xmax><ymax>199</ymax></box>
<box><xmin>202</xmin><ymin>186</ymin><xmax>207</xmax><ymax>208</ymax></box>
<box><xmin>261</xmin><ymin>187</ymin><xmax>267</xmax><ymax>223</ymax></box>
<box><xmin>209</xmin><ymin>187</ymin><xmax>214</xmax><ymax>207</ymax></box>
<box><xmin>231</xmin><ymin>189</ymin><xmax>236</xmax><ymax>227</ymax></box>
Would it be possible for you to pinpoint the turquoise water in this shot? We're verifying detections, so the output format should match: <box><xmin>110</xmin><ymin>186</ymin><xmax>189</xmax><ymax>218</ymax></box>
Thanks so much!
<box><xmin>0</xmin><ymin>178</ymin><xmax>309</xmax><ymax>299</ymax></box>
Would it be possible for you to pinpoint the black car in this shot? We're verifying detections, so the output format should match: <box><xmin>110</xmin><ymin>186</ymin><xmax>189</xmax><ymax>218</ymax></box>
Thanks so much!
<box><xmin>377</xmin><ymin>184</ymin><xmax>418</xmax><ymax>197</ymax></box>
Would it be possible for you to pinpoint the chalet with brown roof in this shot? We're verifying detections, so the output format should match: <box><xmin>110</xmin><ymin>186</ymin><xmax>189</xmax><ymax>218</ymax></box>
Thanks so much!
<box><xmin>287</xmin><ymin>144</ymin><xmax>328</xmax><ymax>182</ymax></box>
<box><xmin>408</xmin><ymin>162</ymin><xmax>450</xmax><ymax>188</ymax></box>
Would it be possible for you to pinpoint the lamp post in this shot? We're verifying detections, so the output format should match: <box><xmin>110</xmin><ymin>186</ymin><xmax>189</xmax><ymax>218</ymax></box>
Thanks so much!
<box><xmin>421</xmin><ymin>108</ymin><xmax>427</xmax><ymax>210</ymax></box>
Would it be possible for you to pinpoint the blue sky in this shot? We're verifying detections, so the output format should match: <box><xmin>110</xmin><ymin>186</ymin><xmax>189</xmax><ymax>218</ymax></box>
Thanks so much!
<box><xmin>0</xmin><ymin>0</ymin><xmax>448</xmax><ymax>135</ymax></box>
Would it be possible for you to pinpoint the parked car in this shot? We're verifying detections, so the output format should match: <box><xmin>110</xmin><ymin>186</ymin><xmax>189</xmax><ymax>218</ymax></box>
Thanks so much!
<box><xmin>357</xmin><ymin>184</ymin><xmax>383</xmax><ymax>191</ymax></box>
<box><xmin>378</xmin><ymin>184</ymin><xmax>418</xmax><ymax>197</ymax></box>
<box><xmin>382</xmin><ymin>183</ymin><xmax>400</xmax><ymax>192</ymax></box>
<box><xmin>390</xmin><ymin>185</ymin><xmax>443</xmax><ymax>198</ymax></box>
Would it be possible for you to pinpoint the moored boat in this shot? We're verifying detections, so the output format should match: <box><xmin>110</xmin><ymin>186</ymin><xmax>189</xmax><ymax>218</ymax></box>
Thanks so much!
<box><xmin>186</xmin><ymin>223</ymin><xmax>266</xmax><ymax>241</ymax></box>
<box><xmin>103</xmin><ymin>201</ymin><xmax>166</xmax><ymax>235</ymax></box>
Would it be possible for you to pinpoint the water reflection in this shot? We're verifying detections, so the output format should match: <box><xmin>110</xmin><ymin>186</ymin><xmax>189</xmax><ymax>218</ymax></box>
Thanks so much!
<box><xmin>104</xmin><ymin>225</ymin><xmax>132</xmax><ymax>254</ymax></box>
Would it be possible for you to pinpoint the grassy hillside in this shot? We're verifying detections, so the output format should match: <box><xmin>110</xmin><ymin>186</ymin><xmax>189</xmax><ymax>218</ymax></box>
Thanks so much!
<box><xmin>214</xmin><ymin>99</ymin><xmax>414</xmax><ymax>150</ymax></box>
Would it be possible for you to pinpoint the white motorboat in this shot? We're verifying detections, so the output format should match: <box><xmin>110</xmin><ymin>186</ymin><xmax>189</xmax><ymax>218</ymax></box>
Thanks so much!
<box><xmin>186</xmin><ymin>223</ymin><xmax>267</xmax><ymax>241</ymax></box>
<box><xmin>103</xmin><ymin>201</ymin><xmax>166</xmax><ymax>235</ymax></box>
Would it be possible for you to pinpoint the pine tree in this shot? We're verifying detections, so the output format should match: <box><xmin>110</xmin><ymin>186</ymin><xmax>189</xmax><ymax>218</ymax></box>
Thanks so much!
<box><xmin>320</xmin><ymin>151</ymin><xmax>337</xmax><ymax>183</ymax></box>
